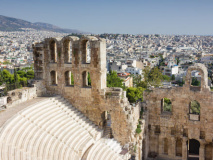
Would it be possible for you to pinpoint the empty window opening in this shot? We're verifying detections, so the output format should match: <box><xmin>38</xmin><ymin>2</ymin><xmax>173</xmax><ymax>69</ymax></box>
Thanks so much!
<box><xmin>162</xmin><ymin>98</ymin><xmax>172</xmax><ymax>112</ymax></box>
<box><xmin>155</xmin><ymin>125</ymin><xmax>160</xmax><ymax>134</ymax></box>
<box><xmin>191</xmin><ymin>70</ymin><xmax>201</xmax><ymax>87</ymax></box>
<box><xmin>50</xmin><ymin>40</ymin><xmax>57</xmax><ymax>62</ymax></box>
<box><xmin>189</xmin><ymin>100</ymin><xmax>200</xmax><ymax>121</ymax></box>
<box><xmin>82</xmin><ymin>71</ymin><xmax>91</xmax><ymax>87</ymax></box>
<box><xmin>65</xmin><ymin>71</ymin><xmax>74</xmax><ymax>86</ymax></box>
<box><xmin>50</xmin><ymin>71</ymin><xmax>57</xmax><ymax>85</ymax></box>
<box><xmin>164</xmin><ymin>138</ymin><xmax>168</xmax><ymax>155</ymax></box>
<box><xmin>176</xmin><ymin>138</ymin><xmax>182</xmax><ymax>156</ymax></box>
<box><xmin>183</xmin><ymin>128</ymin><xmax>188</xmax><ymax>137</ymax></box>
<box><xmin>190</xmin><ymin>100</ymin><xmax>200</xmax><ymax>115</ymax></box>
<box><xmin>82</xmin><ymin>40</ymin><xmax>91</xmax><ymax>64</ymax></box>
<box><xmin>63</xmin><ymin>40</ymin><xmax>72</xmax><ymax>63</ymax></box>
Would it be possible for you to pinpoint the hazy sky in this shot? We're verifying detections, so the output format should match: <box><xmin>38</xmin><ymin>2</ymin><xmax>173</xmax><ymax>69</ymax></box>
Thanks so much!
<box><xmin>1</xmin><ymin>0</ymin><xmax>213</xmax><ymax>35</ymax></box>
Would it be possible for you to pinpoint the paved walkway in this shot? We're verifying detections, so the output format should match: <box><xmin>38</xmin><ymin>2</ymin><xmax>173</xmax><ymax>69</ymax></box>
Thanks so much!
<box><xmin>0</xmin><ymin>97</ymin><xmax>50</xmax><ymax>128</ymax></box>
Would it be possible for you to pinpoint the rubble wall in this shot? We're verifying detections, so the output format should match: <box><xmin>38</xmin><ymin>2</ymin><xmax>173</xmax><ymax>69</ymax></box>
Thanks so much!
<box><xmin>143</xmin><ymin>63</ymin><xmax>213</xmax><ymax>160</ymax></box>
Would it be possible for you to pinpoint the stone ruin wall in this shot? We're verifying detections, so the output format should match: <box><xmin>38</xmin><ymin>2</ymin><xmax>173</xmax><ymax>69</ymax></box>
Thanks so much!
<box><xmin>143</xmin><ymin>63</ymin><xmax>213</xmax><ymax>160</ymax></box>
<box><xmin>33</xmin><ymin>36</ymin><xmax>142</xmax><ymax>147</ymax></box>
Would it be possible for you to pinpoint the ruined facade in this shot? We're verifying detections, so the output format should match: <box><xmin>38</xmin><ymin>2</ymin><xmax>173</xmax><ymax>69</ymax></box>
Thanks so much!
<box><xmin>33</xmin><ymin>36</ymin><xmax>142</xmax><ymax>156</ymax></box>
<box><xmin>143</xmin><ymin>63</ymin><xmax>213</xmax><ymax>160</ymax></box>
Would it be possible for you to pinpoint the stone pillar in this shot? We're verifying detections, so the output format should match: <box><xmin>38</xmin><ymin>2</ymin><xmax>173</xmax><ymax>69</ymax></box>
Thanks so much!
<box><xmin>158</xmin><ymin>134</ymin><xmax>164</xmax><ymax>155</ymax></box>
<box><xmin>168</xmin><ymin>137</ymin><xmax>176</xmax><ymax>158</ymax></box>
<box><xmin>182</xmin><ymin>137</ymin><xmax>188</xmax><ymax>160</ymax></box>
<box><xmin>199</xmin><ymin>142</ymin><xmax>205</xmax><ymax>160</ymax></box>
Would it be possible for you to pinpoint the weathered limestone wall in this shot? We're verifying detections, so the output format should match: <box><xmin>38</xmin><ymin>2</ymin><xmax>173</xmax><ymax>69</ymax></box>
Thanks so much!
<box><xmin>6</xmin><ymin>87</ymin><xmax>37</xmax><ymax>108</ymax></box>
<box><xmin>143</xmin><ymin>63</ymin><xmax>213</xmax><ymax>160</ymax></box>
<box><xmin>33</xmin><ymin>36</ymin><xmax>141</xmax><ymax>146</ymax></box>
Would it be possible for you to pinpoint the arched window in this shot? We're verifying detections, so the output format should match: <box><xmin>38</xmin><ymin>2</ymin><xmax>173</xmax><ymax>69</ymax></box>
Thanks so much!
<box><xmin>50</xmin><ymin>40</ymin><xmax>56</xmax><ymax>62</ymax></box>
<box><xmin>188</xmin><ymin>139</ymin><xmax>200</xmax><ymax>158</ymax></box>
<box><xmin>82</xmin><ymin>71</ymin><xmax>91</xmax><ymax>87</ymax></box>
<box><xmin>191</xmin><ymin>70</ymin><xmax>201</xmax><ymax>87</ymax></box>
<box><xmin>82</xmin><ymin>40</ymin><xmax>91</xmax><ymax>64</ymax></box>
<box><xmin>50</xmin><ymin>70</ymin><xmax>57</xmax><ymax>85</ymax></box>
<box><xmin>161</xmin><ymin>98</ymin><xmax>172</xmax><ymax>112</ymax></box>
<box><xmin>63</xmin><ymin>40</ymin><xmax>72</xmax><ymax>63</ymax></box>
<box><xmin>65</xmin><ymin>71</ymin><xmax>74</xmax><ymax>86</ymax></box>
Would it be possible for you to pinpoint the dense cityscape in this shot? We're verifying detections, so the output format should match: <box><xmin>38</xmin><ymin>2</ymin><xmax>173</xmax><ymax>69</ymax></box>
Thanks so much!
<box><xmin>1</xmin><ymin>29</ymin><xmax>213</xmax><ymax>89</ymax></box>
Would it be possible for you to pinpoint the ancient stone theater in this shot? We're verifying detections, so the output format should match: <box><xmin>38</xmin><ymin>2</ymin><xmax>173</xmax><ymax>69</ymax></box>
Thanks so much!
<box><xmin>0</xmin><ymin>35</ymin><xmax>213</xmax><ymax>160</ymax></box>
<box><xmin>0</xmin><ymin>36</ymin><xmax>143</xmax><ymax>160</ymax></box>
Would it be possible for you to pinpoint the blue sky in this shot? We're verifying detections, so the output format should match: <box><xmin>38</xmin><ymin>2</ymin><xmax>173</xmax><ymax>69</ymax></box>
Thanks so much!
<box><xmin>1</xmin><ymin>0</ymin><xmax>213</xmax><ymax>35</ymax></box>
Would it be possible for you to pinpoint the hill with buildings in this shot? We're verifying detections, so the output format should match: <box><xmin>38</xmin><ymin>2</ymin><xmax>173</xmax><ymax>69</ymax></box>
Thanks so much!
<box><xmin>0</xmin><ymin>15</ymin><xmax>85</xmax><ymax>33</ymax></box>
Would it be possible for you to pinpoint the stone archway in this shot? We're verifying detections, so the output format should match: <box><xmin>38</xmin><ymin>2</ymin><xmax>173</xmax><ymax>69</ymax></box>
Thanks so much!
<box><xmin>188</xmin><ymin>139</ymin><xmax>200</xmax><ymax>160</ymax></box>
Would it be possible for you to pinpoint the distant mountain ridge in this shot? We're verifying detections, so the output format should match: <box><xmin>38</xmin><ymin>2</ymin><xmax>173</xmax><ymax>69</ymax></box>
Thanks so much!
<box><xmin>0</xmin><ymin>15</ymin><xmax>86</xmax><ymax>33</ymax></box>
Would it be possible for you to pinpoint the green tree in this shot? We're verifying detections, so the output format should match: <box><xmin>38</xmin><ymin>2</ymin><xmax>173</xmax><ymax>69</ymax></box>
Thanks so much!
<box><xmin>26</xmin><ymin>70</ymin><xmax>34</xmax><ymax>79</ymax></box>
<box><xmin>136</xmin><ymin>81</ymin><xmax>147</xmax><ymax>89</ymax></box>
<box><xmin>162</xmin><ymin>75</ymin><xmax>171</xmax><ymax>81</ymax></box>
<box><xmin>171</xmin><ymin>75</ymin><xmax>175</xmax><ymax>81</ymax></box>
<box><xmin>191</xmin><ymin>77</ymin><xmax>200</xmax><ymax>86</ymax></box>
<box><xmin>0</xmin><ymin>70</ymin><xmax>4</xmax><ymax>85</ymax></box>
<box><xmin>2</xmin><ymin>70</ymin><xmax>12</xmax><ymax>83</ymax></box>
<box><xmin>132</xmin><ymin>75</ymin><xmax>142</xmax><ymax>87</ymax></box>
<box><xmin>126</xmin><ymin>87</ymin><xmax>145</xmax><ymax>103</ymax></box>
<box><xmin>107</xmin><ymin>71</ymin><xmax>124</xmax><ymax>88</ymax></box>
<box><xmin>176</xmin><ymin>58</ymin><xmax>180</xmax><ymax>65</ymax></box>
<box><xmin>142</xmin><ymin>66</ymin><xmax>151</xmax><ymax>85</ymax></box>
<box><xmin>143</xmin><ymin>67</ymin><xmax>163</xmax><ymax>87</ymax></box>
<box><xmin>14</xmin><ymin>69</ymin><xmax>18</xmax><ymax>83</ymax></box>
<box><xmin>17</xmin><ymin>70</ymin><xmax>26</xmax><ymax>78</ymax></box>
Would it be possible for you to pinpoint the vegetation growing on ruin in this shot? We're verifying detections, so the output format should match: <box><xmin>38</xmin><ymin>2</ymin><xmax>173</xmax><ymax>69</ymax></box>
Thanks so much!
<box><xmin>136</xmin><ymin>124</ymin><xmax>142</xmax><ymax>134</ymax></box>
<box><xmin>163</xmin><ymin>98</ymin><xmax>172</xmax><ymax>112</ymax></box>
<box><xmin>88</xmin><ymin>72</ymin><xmax>91</xmax><ymax>86</ymax></box>
<box><xmin>71</xmin><ymin>73</ymin><xmax>74</xmax><ymax>85</ymax></box>
<box><xmin>191</xmin><ymin>77</ymin><xmax>200</xmax><ymax>86</ymax></box>
<box><xmin>190</xmin><ymin>100</ymin><xmax>200</xmax><ymax>114</ymax></box>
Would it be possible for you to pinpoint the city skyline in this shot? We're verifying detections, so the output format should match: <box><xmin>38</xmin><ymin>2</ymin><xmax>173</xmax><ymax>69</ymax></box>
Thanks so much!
<box><xmin>1</xmin><ymin>0</ymin><xmax>213</xmax><ymax>35</ymax></box>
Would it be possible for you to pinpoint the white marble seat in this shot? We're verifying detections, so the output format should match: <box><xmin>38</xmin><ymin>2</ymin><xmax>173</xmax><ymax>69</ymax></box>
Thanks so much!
<box><xmin>0</xmin><ymin>96</ymin><xmax>125</xmax><ymax>160</ymax></box>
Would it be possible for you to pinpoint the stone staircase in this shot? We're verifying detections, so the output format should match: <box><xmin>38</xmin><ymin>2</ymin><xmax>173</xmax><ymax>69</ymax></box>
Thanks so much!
<box><xmin>103</xmin><ymin>126</ymin><xmax>113</xmax><ymax>138</ymax></box>
<box><xmin>0</xmin><ymin>96</ymin><xmax>127</xmax><ymax>160</ymax></box>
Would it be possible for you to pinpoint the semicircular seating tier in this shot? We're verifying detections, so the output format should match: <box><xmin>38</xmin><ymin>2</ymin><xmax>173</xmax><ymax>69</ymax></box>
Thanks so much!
<box><xmin>0</xmin><ymin>96</ymin><xmax>125</xmax><ymax>160</ymax></box>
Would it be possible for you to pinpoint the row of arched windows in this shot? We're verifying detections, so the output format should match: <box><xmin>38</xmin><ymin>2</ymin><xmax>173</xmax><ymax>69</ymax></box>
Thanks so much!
<box><xmin>49</xmin><ymin>40</ymin><xmax>91</xmax><ymax>64</ymax></box>
<box><xmin>50</xmin><ymin>70</ymin><xmax>91</xmax><ymax>87</ymax></box>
